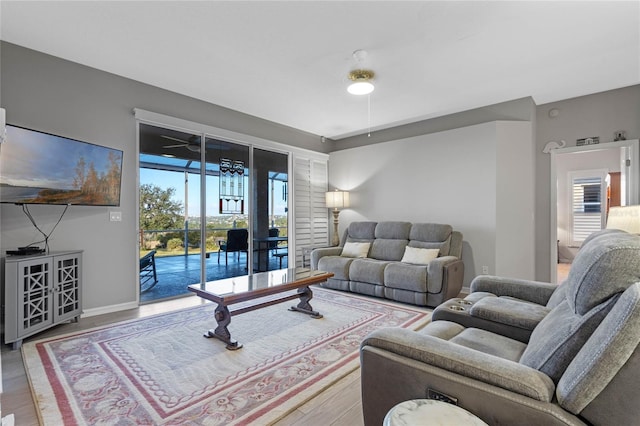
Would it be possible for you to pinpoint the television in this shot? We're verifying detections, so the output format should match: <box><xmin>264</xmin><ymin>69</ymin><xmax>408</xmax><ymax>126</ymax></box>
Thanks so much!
<box><xmin>0</xmin><ymin>125</ymin><xmax>123</xmax><ymax>206</ymax></box>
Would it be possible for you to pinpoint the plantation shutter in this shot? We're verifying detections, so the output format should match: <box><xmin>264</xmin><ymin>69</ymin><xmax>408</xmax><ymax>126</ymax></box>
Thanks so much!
<box><xmin>570</xmin><ymin>171</ymin><xmax>607</xmax><ymax>246</ymax></box>
<box><xmin>294</xmin><ymin>157</ymin><xmax>328</xmax><ymax>267</ymax></box>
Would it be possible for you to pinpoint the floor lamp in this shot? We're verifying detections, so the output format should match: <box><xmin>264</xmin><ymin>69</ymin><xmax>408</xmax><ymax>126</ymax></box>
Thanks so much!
<box><xmin>326</xmin><ymin>190</ymin><xmax>350</xmax><ymax>246</ymax></box>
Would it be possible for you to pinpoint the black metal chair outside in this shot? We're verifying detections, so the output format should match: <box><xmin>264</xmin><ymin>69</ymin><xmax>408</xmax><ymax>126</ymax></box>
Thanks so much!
<box><xmin>140</xmin><ymin>250</ymin><xmax>158</xmax><ymax>293</ymax></box>
<box><xmin>218</xmin><ymin>229</ymin><xmax>249</xmax><ymax>265</ymax></box>
<box><xmin>268</xmin><ymin>228</ymin><xmax>280</xmax><ymax>254</ymax></box>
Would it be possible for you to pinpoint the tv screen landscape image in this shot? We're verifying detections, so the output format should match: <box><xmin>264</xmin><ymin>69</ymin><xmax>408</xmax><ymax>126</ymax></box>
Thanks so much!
<box><xmin>0</xmin><ymin>125</ymin><xmax>124</xmax><ymax>206</ymax></box>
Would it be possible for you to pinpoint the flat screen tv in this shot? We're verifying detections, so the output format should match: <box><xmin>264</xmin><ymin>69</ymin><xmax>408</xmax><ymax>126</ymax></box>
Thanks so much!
<box><xmin>0</xmin><ymin>125</ymin><xmax>124</xmax><ymax>206</ymax></box>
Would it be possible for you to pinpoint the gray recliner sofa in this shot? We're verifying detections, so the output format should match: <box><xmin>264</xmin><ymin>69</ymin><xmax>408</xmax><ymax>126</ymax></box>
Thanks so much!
<box><xmin>432</xmin><ymin>228</ymin><xmax>629</xmax><ymax>343</ymax></box>
<box><xmin>360</xmin><ymin>230</ymin><xmax>640</xmax><ymax>425</ymax></box>
<box><xmin>311</xmin><ymin>221</ymin><xmax>464</xmax><ymax>307</ymax></box>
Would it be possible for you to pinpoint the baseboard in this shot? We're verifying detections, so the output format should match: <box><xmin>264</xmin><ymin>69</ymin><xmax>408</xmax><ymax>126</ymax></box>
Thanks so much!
<box><xmin>82</xmin><ymin>301</ymin><xmax>139</xmax><ymax>318</ymax></box>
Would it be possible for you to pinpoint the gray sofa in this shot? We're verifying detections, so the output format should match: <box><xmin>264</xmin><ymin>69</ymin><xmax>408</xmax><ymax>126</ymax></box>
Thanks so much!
<box><xmin>360</xmin><ymin>230</ymin><xmax>640</xmax><ymax>425</ymax></box>
<box><xmin>432</xmin><ymin>229</ymin><xmax>629</xmax><ymax>343</ymax></box>
<box><xmin>310</xmin><ymin>221</ymin><xmax>464</xmax><ymax>307</ymax></box>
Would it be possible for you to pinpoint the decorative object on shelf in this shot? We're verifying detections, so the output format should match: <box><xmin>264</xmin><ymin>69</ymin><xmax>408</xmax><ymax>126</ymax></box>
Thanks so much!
<box><xmin>542</xmin><ymin>139</ymin><xmax>566</xmax><ymax>153</ymax></box>
<box><xmin>606</xmin><ymin>205</ymin><xmax>640</xmax><ymax>234</ymax></box>
<box><xmin>576</xmin><ymin>136</ymin><xmax>600</xmax><ymax>146</ymax></box>
<box><xmin>325</xmin><ymin>190</ymin><xmax>350</xmax><ymax>246</ymax></box>
<box><xmin>219</xmin><ymin>158</ymin><xmax>245</xmax><ymax>214</ymax></box>
<box><xmin>614</xmin><ymin>130</ymin><xmax>627</xmax><ymax>141</ymax></box>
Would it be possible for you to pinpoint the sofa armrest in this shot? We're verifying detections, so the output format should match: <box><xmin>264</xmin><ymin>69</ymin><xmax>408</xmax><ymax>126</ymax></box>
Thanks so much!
<box><xmin>362</xmin><ymin>327</ymin><xmax>555</xmax><ymax>401</ymax></box>
<box><xmin>310</xmin><ymin>246</ymin><xmax>343</xmax><ymax>269</ymax></box>
<box><xmin>426</xmin><ymin>256</ymin><xmax>464</xmax><ymax>299</ymax></box>
<box><xmin>470</xmin><ymin>275</ymin><xmax>558</xmax><ymax>306</ymax></box>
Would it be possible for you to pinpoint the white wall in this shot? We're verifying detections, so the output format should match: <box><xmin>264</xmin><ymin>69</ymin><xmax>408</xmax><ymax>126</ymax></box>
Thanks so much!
<box><xmin>495</xmin><ymin>122</ymin><xmax>535</xmax><ymax>279</ymax></box>
<box><xmin>329</xmin><ymin>120</ymin><xmax>534</xmax><ymax>287</ymax></box>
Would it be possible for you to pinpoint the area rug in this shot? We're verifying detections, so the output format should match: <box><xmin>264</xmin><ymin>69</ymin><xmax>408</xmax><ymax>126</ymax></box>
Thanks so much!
<box><xmin>22</xmin><ymin>288</ymin><xmax>431</xmax><ymax>425</ymax></box>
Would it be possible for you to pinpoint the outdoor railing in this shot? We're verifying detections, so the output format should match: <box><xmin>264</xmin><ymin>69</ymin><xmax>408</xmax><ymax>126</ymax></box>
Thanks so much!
<box><xmin>139</xmin><ymin>226</ymin><xmax>287</xmax><ymax>257</ymax></box>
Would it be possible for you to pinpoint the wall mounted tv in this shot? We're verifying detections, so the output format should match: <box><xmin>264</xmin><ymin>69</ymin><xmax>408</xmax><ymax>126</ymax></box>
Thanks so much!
<box><xmin>0</xmin><ymin>125</ymin><xmax>124</xmax><ymax>206</ymax></box>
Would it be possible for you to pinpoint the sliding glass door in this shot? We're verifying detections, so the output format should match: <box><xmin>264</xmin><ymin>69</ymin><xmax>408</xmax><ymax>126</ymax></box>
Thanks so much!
<box><xmin>138</xmin><ymin>123</ymin><xmax>288</xmax><ymax>303</ymax></box>
<box><xmin>252</xmin><ymin>148</ymin><xmax>289</xmax><ymax>272</ymax></box>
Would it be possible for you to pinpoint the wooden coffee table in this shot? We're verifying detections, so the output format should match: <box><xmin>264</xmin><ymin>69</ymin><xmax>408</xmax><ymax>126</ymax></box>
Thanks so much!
<box><xmin>188</xmin><ymin>268</ymin><xmax>333</xmax><ymax>350</ymax></box>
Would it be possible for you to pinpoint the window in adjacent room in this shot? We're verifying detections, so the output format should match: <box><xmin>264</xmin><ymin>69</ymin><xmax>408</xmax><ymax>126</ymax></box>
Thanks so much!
<box><xmin>569</xmin><ymin>169</ymin><xmax>609</xmax><ymax>246</ymax></box>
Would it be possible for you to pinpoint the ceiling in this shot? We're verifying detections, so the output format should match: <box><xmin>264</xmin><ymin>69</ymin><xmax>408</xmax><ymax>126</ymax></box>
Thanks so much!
<box><xmin>1</xmin><ymin>1</ymin><xmax>638</xmax><ymax>140</ymax></box>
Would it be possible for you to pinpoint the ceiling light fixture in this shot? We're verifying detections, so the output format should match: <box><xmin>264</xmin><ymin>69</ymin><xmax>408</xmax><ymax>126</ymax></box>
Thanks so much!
<box><xmin>347</xmin><ymin>69</ymin><xmax>375</xmax><ymax>95</ymax></box>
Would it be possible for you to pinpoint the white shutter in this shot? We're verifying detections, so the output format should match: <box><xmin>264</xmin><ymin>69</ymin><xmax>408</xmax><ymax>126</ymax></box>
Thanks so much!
<box><xmin>294</xmin><ymin>156</ymin><xmax>328</xmax><ymax>266</ymax></box>
<box><xmin>569</xmin><ymin>170</ymin><xmax>608</xmax><ymax>246</ymax></box>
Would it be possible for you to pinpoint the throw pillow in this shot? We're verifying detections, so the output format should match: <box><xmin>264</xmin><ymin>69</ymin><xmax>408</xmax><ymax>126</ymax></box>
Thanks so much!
<box><xmin>341</xmin><ymin>242</ymin><xmax>371</xmax><ymax>258</ymax></box>
<box><xmin>401</xmin><ymin>246</ymin><xmax>439</xmax><ymax>265</ymax></box>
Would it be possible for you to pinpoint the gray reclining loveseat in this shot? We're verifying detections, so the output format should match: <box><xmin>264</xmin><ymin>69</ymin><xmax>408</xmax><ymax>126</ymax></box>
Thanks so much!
<box><xmin>311</xmin><ymin>221</ymin><xmax>464</xmax><ymax>307</ymax></box>
<box><xmin>360</xmin><ymin>230</ymin><xmax>640</xmax><ymax>425</ymax></box>
<box><xmin>432</xmin><ymin>229</ymin><xmax>629</xmax><ymax>343</ymax></box>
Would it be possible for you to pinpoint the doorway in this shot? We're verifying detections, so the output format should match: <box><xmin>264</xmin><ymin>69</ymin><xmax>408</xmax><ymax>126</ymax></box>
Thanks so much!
<box><xmin>550</xmin><ymin>139</ymin><xmax>639</xmax><ymax>283</ymax></box>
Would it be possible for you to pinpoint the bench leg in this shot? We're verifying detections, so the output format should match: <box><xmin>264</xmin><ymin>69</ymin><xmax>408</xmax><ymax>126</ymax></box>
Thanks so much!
<box><xmin>204</xmin><ymin>303</ymin><xmax>242</xmax><ymax>350</ymax></box>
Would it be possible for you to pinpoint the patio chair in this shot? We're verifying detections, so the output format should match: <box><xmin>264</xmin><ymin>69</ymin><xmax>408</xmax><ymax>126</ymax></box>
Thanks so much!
<box><xmin>139</xmin><ymin>250</ymin><xmax>158</xmax><ymax>293</ymax></box>
<box><xmin>218</xmin><ymin>229</ymin><xmax>249</xmax><ymax>265</ymax></box>
<box><xmin>268</xmin><ymin>227</ymin><xmax>280</xmax><ymax>254</ymax></box>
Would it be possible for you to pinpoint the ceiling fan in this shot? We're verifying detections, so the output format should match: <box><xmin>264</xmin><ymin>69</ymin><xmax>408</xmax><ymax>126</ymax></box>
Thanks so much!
<box><xmin>161</xmin><ymin>135</ymin><xmax>202</xmax><ymax>152</ymax></box>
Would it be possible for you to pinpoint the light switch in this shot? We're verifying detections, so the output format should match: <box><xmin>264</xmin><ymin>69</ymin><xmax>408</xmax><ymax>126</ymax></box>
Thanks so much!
<box><xmin>109</xmin><ymin>211</ymin><xmax>122</xmax><ymax>222</ymax></box>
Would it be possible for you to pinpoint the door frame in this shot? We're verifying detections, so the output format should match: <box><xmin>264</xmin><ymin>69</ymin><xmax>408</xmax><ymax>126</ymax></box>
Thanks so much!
<box><xmin>550</xmin><ymin>139</ymin><xmax>639</xmax><ymax>283</ymax></box>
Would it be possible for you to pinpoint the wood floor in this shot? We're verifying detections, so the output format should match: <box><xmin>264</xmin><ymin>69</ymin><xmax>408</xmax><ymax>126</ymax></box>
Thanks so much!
<box><xmin>1</xmin><ymin>295</ymin><xmax>364</xmax><ymax>425</ymax></box>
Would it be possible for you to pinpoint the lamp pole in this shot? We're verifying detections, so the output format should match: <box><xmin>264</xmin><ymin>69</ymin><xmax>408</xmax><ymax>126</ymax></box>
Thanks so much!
<box><xmin>331</xmin><ymin>208</ymin><xmax>340</xmax><ymax>246</ymax></box>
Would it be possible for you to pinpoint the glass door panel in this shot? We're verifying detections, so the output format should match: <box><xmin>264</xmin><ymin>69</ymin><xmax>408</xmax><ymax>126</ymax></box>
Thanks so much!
<box><xmin>252</xmin><ymin>148</ymin><xmax>289</xmax><ymax>272</ymax></box>
<box><xmin>139</xmin><ymin>123</ymin><xmax>202</xmax><ymax>302</ymax></box>
<box><xmin>204</xmin><ymin>137</ymin><xmax>250</xmax><ymax>281</ymax></box>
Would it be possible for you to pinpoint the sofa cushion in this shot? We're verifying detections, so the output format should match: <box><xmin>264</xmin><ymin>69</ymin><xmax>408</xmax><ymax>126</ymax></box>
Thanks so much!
<box><xmin>370</xmin><ymin>239</ymin><xmax>408</xmax><ymax>261</ymax></box>
<box><xmin>469</xmin><ymin>297</ymin><xmax>550</xmax><ymax>331</ymax></box>
<box><xmin>409</xmin><ymin>223</ymin><xmax>453</xmax><ymax>255</ymax></box>
<box><xmin>401</xmin><ymin>246</ymin><xmax>439</xmax><ymax>265</ymax></box>
<box><xmin>546</xmin><ymin>284</ymin><xmax>567</xmax><ymax>308</ymax></box>
<box><xmin>341</xmin><ymin>241</ymin><xmax>371</xmax><ymax>258</ymax></box>
<box><xmin>317</xmin><ymin>256</ymin><xmax>355</xmax><ymax>280</ymax></box>
<box><xmin>384</xmin><ymin>262</ymin><xmax>427</xmax><ymax>292</ymax></box>
<box><xmin>419</xmin><ymin>321</ymin><xmax>526</xmax><ymax>362</ymax></box>
<box><xmin>375</xmin><ymin>221</ymin><xmax>412</xmax><ymax>239</ymax></box>
<box><xmin>565</xmin><ymin>231</ymin><xmax>640</xmax><ymax>315</ymax></box>
<box><xmin>367</xmin><ymin>222</ymin><xmax>412</xmax><ymax>261</ymax></box>
<box><xmin>450</xmin><ymin>328</ymin><xmax>527</xmax><ymax>362</ymax></box>
<box><xmin>345</xmin><ymin>221</ymin><xmax>377</xmax><ymax>242</ymax></box>
<box><xmin>520</xmin><ymin>297</ymin><xmax>619</xmax><ymax>383</ymax></box>
<box><xmin>350</xmin><ymin>258</ymin><xmax>390</xmax><ymax>285</ymax></box>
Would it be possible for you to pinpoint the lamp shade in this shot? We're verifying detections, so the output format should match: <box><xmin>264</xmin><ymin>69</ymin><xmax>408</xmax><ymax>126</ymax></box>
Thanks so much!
<box><xmin>606</xmin><ymin>205</ymin><xmax>640</xmax><ymax>234</ymax></box>
<box><xmin>326</xmin><ymin>190</ymin><xmax>350</xmax><ymax>209</ymax></box>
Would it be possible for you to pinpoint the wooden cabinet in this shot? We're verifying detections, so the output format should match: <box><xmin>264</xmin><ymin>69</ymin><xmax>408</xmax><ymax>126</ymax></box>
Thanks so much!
<box><xmin>2</xmin><ymin>250</ymin><xmax>82</xmax><ymax>349</ymax></box>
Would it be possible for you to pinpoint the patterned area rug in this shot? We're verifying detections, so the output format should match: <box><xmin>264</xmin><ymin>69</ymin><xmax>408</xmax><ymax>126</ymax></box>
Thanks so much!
<box><xmin>23</xmin><ymin>288</ymin><xmax>430</xmax><ymax>425</ymax></box>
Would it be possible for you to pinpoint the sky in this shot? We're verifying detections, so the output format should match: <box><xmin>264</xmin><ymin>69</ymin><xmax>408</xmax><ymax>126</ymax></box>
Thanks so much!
<box><xmin>1</xmin><ymin>125</ymin><xmax>122</xmax><ymax>189</ymax></box>
<box><xmin>140</xmin><ymin>168</ymin><xmax>287</xmax><ymax>217</ymax></box>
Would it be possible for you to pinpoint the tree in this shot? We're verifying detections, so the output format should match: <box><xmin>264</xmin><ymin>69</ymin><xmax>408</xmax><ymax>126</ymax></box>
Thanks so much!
<box><xmin>139</xmin><ymin>184</ymin><xmax>183</xmax><ymax>231</ymax></box>
<box><xmin>73</xmin><ymin>156</ymin><xmax>86</xmax><ymax>190</ymax></box>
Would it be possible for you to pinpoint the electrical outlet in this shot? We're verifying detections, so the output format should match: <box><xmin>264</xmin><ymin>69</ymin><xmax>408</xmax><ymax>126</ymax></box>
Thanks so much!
<box><xmin>109</xmin><ymin>211</ymin><xmax>122</xmax><ymax>222</ymax></box>
<box><xmin>482</xmin><ymin>266</ymin><xmax>489</xmax><ymax>274</ymax></box>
